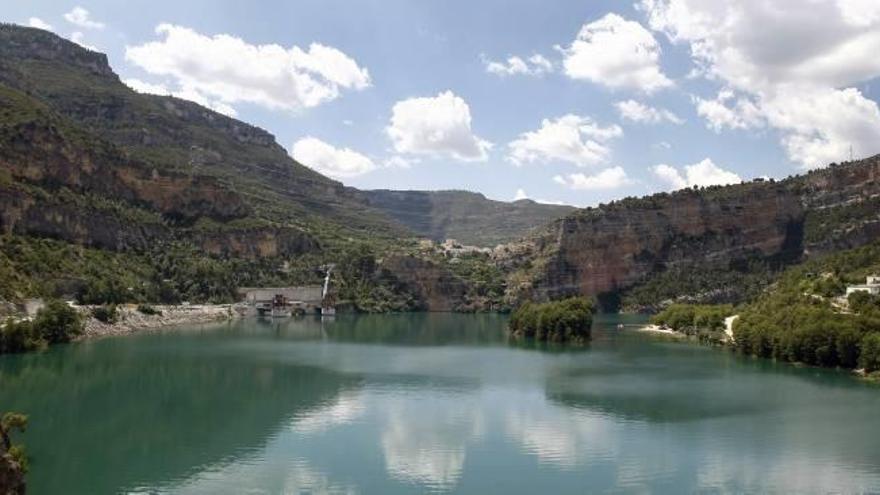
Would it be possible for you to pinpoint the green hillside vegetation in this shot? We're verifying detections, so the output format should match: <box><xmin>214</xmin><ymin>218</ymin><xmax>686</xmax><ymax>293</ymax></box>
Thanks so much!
<box><xmin>732</xmin><ymin>242</ymin><xmax>880</xmax><ymax>372</ymax></box>
<box><xmin>508</xmin><ymin>298</ymin><xmax>593</xmax><ymax>342</ymax></box>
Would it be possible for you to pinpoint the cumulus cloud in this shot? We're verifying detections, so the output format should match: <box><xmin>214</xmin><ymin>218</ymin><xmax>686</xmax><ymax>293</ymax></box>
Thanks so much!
<box><xmin>560</xmin><ymin>13</ymin><xmax>672</xmax><ymax>93</ymax></box>
<box><xmin>553</xmin><ymin>166</ymin><xmax>631</xmax><ymax>190</ymax></box>
<box><xmin>693</xmin><ymin>89</ymin><xmax>764</xmax><ymax>132</ymax></box>
<box><xmin>639</xmin><ymin>0</ymin><xmax>880</xmax><ymax>168</ymax></box>
<box><xmin>386</xmin><ymin>91</ymin><xmax>491</xmax><ymax>162</ymax></box>
<box><xmin>291</xmin><ymin>137</ymin><xmax>377</xmax><ymax>180</ymax></box>
<box><xmin>484</xmin><ymin>54</ymin><xmax>553</xmax><ymax>77</ymax></box>
<box><xmin>615</xmin><ymin>99</ymin><xmax>683</xmax><ymax>124</ymax></box>
<box><xmin>508</xmin><ymin>114</ymin><xmax>622</xmax><ymax>167</ymax></box>
<box><xmin>28</xmin><ymin>17</ymin><xmax>53</xmax><ymax>31</ymax></box>
<box><xmin>125</xmin><ymin>24</ymin><xmax>370</xmax><ymax>114</ymax></box>
<box><xmin>63</xmin><ymin>6</ymin><xmax>104</xmax><ymax>29</ymax></box>
<box><xmin>124</xmin><ymin>78</ymin><xmax>238</xmax><ymax>117</ymax></box>
<box><xmin>652</xmin><ymin>158</ymin><xmax>741</xmax><ymax>190</ymax></box>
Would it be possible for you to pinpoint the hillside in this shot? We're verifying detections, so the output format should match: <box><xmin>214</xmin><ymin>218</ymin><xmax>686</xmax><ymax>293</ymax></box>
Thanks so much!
<box><xmin>361</xmin><ymin>189</ymin><xmax>573</xmax><ymax>247</ymax></box>
<box><xmin>500</xmin><ymin>156</ymin><xmax>880</xmax><ymax>310</ymax></box>
<box><xmin>0</xmin><ymin>24</ymin><xmax>559</xmax><ymax>310</ymax></box>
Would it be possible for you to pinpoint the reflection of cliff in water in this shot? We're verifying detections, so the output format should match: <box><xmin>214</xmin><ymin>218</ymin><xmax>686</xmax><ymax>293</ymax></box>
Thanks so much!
<box><xmin>0</xmin><ymin>332</ymin><xmax>358</xmax><ymax>494</ymax></box>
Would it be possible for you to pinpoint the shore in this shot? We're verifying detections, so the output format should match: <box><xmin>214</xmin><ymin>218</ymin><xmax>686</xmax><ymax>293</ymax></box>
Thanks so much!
<box><xmin>636</xmin><ymin>324</ymin><xmax>685</xmax><ymax>337</ymax></box>
<box><xmin>80</xmin><ymin>304</ymin><xmax>239</xmax><ymax>339</ymax></box>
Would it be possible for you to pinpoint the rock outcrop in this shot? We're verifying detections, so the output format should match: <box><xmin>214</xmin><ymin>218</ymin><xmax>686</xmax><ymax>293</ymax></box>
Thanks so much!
<box><xmin>505</xmin><ymin>156</ymin><xmax>880</xmax><ymax>305</ymax></box>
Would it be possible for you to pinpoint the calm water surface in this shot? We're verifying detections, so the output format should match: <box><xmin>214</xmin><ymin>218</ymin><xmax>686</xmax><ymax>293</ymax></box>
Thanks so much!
<box><xmin>2</xmin><ymin>313</ymin><xmax>880</xmax><ymax>494</ymax></box>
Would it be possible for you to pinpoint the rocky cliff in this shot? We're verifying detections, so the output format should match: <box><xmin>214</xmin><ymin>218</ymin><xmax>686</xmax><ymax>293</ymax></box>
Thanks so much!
<box><xmin>504</xmin><ymin>156</ymin><xmax>880</xmax><ymax>308</ymax></box>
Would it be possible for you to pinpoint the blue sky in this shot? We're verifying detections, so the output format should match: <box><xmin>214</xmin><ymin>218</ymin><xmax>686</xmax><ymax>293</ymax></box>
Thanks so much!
<box><xmin>8</xmin><ymin>1</ymin><xmax>880</xmax><ymax>206</ymax></box>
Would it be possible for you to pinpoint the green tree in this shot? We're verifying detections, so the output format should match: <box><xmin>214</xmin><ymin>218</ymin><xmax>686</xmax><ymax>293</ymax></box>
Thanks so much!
<box><xmin>32</xmin><ymin>300</ymin><xmax>83</xmax><ymax>344</ymax></box>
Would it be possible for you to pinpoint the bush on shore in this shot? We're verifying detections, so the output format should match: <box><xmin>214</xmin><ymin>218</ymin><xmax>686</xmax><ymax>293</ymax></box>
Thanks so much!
<box><xmin>91</xmin><ymin>304</ymin><xmax>118</xmax><ymax>324</ymax></box>
<box><xmin>136</xmin><ymin>304</ymin><xmax>161</xmax><ymax>316</ymax></box>
<box><xmin>0</xmin><ymin>300</ymin><xmax>83</xmax><ymax>355</ymax></box>
<box><xmin>508</xmin><ymin>297</ymin><xmax>593</xmax><ymax>342</ymax></box>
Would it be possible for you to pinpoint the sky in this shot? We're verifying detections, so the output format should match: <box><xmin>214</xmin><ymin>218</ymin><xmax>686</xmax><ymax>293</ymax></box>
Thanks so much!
<box><xmin>7</xmin><ymin>0</ymin><xmax>880</xmax><ymax>207</ymax></box>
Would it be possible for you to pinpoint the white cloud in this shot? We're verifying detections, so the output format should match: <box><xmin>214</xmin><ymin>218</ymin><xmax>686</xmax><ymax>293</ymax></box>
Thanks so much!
<box><xmin>615</xmin><ymin>99</ymin><xmax>683</xmax><ymax>124</ymax></box>
<box><xmin>291</xmin><ymin>137</ymin><xmax>377</xmax><ymax>180</ymax></box>
<box><xmin>652</xmin><ymin>158</ymin><xmax>741</xmax><ymax>190</ymax></box>
<box><xmin>484</xmin><ymin>54</ymin><xmax>553</xmax><ymax>77</ymax></box>
<box><xmin>508</xmin><ymin>114</ymin><xmax>622</xmax><ymax>167</ymax></box>
<box><xmin>652</xmin><ymin>163</ymin><xmax>687</xmax><ymax>189</ymax></box>
<box><xmin>639</xmin><ymin>0</ymin><xmax>880</xmax><ymax>168</ymax></box>
<box><xmin>553</xmin><ymin>166</ymin><xmax>632</xmax><ymax>190</ymax></box>
<box><xmin>28</xmin><ymin>17</ymin><xmax>53</xmax><ymax>31</ymax></box>
<box><xmin>386</xmin><ymin>91</ymin><xmax>491</xmax><ymax>162</ymax></box>
<box><xmin>63</xmin><ymin>6</ymin><xmax>104</xmax><ymax>30</ymax></box>
<box><xmin>514</xmin><ymin>188</ymin><xmax>529</xmax><ymax>200</ymax></box>
<box><xmin>123</xmin><ymin>78</ymin><xmax>238</xmax><ymax>117</ymax></box>
<box><xmin>560</xmin><ymin>13</ymin><xmax>672</xmax><ymax>93</ymax></box>
<box><xmin>693</xmin><ymin>90</ymin><xmax>764</xmax><ymax>132</ymax></box>
<box><xmin>125</xmin><ymin>24</ymin><xmax>370</xmax><ymax>113</ymax></box>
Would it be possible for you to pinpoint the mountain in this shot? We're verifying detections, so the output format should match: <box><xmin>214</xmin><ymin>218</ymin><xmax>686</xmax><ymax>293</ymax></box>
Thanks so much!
<box><xmin>361</xmin><ymin>190</ymin><xmax>574</xmax><ymax>247</ymax></box>
<box><xmin>500</xmin><ymin>156</ymin><xmax>880</xmax><ymax>310</ymax></box>
<box><xmin>0</xmin><ymin>24</ymin><xmax>555</xmax><ymax>309</ymax></box>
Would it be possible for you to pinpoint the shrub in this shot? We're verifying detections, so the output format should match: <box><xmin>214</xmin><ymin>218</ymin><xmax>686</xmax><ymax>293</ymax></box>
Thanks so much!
<box><xmin>136</xmin><ymin>304</ymin><xmax>161</xmax><ymax>316</ymax></box>
<box><xmin>32</xmin><ymin>300</ymin><xmax>83</xmax><ymax>344</ymax></box>
<box><xmin>859</xmin><ymin>333</ymin><xmax>880</xmax><ymax>372</ymax></box>
<box><xmin>0</xmin><ymin>319</ymin><xmax>42</xmax><ymax>354</ymax></box>
<box><xmin>848</xmin><ymin>291</ymin><xmax>880</xmax><ymax>315</ymax></box>
<box><xmin>91</xmin><ymin>304</ymin><xmax>118</xmax><ymax>324</ymax></box>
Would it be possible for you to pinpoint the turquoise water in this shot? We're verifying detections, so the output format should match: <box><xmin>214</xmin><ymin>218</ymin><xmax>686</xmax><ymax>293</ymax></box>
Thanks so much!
<box><xmin>2</xmin><ymin>313</ymin><xmax>880</xmax><ymax>494</ymax></box>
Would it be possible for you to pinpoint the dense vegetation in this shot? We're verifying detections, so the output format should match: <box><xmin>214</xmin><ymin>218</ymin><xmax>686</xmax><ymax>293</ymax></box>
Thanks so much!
<box><xmin>651</xmin><ymin>304</ymin><xmax>735</xmax><ymax>344</ymax></box>
<box><xmin>732</xmin><ymin>242</ymin><xmax>880</xmax><ymax>372</ymax></box>
<box><xmin>0</xmin><ymin>300</ymin><xmax>84</xmax><ymax>354</ymax></box>
<box><xmin>508</xmin><ymin>298</ymin><xmax>593</xmax><ymax>342</ymax></box>
<box><xmin>620</xmin><ymin>258</ymin><xmax>779</xmax><ymax>311</ymax></box>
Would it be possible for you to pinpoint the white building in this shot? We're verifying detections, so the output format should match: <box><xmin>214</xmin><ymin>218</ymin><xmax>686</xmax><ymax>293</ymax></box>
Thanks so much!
<box><xmin>846</xmin><ymin>276</ymin><xmax>880</xmax><ymax>296</ymax></box>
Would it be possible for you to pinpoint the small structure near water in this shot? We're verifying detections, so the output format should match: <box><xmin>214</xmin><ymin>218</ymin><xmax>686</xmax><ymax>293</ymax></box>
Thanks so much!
<box><xmin>238</xmin><ymin>286</ymin><xmax>333</xmax><ymax>317</ymax></box>
<box><xmin>846</xmin><ymin>276</ymin><xmax>880</xmax><ymax>296</ymax></box>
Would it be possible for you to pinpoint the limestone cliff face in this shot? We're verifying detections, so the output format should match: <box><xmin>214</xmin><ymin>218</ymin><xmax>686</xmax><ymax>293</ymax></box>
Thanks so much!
<box><xmin>194</xmin><ymin>226</ymin><xmax>319</xmax><ymax>259</ymax></box>
<box><xmin>0</xmin><ymin>114</ymin><xmax>251</xmax><ymax>222</ymax></box>
<box><xmin>506</xmin><ymin>156</ymin><xmax>880</xmax><ymax>304</ymax></box>
<box><xmin>517</xmin><ymin>185</ymin><xmax>803</xmax><ymax>301</ymax></box>
<box><xmin>799</xmin><ymin>155</ymin><xmax>880</xmax><ymax>255</ymax></box>
<box><xmin>0</xmin><ymin>184</ymin><xmax>170</xmax><ymax>251</ymax></box>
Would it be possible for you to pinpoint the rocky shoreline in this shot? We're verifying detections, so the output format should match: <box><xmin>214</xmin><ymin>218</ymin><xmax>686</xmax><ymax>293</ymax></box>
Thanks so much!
<box><xmin>80</xmin><ymin>304</ymin><xmax>239</xmax><ymax>339</ymax></box>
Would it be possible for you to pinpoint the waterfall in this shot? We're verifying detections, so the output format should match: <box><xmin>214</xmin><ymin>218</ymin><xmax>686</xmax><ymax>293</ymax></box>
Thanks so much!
<box><xmin>322</xmin><ymin>265</ymin><xmax>332</xmax><ymax>299</ymax></box>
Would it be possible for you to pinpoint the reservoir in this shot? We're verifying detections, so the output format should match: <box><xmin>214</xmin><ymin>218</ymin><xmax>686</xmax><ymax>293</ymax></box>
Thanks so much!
<box><xmin>1</xmin><ymin>313</ymin><xmax>879</xmax><ymax>494</ymax></box>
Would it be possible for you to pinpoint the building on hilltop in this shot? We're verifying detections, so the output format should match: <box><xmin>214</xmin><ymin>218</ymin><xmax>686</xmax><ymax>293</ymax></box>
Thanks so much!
<box><xmin>846</xmin><ymin>276</ymin><xmax>880</xmax><ymax>296</ymax></box>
